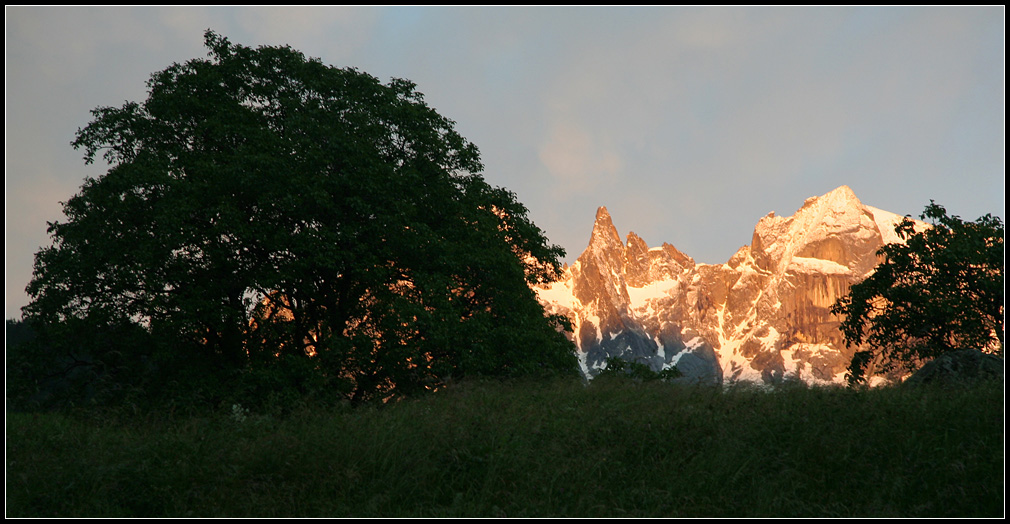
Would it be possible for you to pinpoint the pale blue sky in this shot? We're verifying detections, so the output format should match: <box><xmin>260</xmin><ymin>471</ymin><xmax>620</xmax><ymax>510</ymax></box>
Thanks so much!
<box><xmin>5</xmin><ymin>6</ymin><xmax>1005</xmax><ymax>319</ymax></box>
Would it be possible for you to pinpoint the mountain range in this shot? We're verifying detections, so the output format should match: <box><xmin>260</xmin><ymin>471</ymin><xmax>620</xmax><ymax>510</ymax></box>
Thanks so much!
<box><xmin>535</xmin><ymin>185</ymin><xmax>921</xmax><ymax>385</ymax></box>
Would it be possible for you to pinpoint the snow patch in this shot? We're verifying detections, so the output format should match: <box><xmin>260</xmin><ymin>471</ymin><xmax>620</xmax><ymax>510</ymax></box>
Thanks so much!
<box><xmin>626</xmin><ymin>278</ymin><xmax>678</xmax><ymax>305</ymax></box>
<box><xmin>865</xmin><ymin>205</ymin><xmax>927</xmax><ymax>245</ymax></box>
<box><xmin>577</xmin><ymin>351</ymin><xmax>591</xmax><ymax>377</ymax></box>
<box><xmin>787</xmin><ymin>256</ymin><xmax>851</xmax><ymax>275</ymax></box>
<box><xmin>756</xmin><ymin>326</ymin><xmax>780</xmax><ymax>350</ymax></box>
<box><xmin>535</xmin><ymin>280</ymin><xmax>576</xmax><ymax>309</ymax></box>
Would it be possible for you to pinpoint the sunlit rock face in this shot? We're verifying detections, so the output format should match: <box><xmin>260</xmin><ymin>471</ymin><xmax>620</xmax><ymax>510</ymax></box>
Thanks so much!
<box><xmin>535</xmin><ymin>186</ymin><xmax>920</xmax><ymax>386</ymax></box>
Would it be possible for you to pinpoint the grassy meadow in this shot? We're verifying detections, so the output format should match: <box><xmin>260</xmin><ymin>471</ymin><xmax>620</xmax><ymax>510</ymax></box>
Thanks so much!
<box><xmin>6</xmin><ymin>376</ymin><xmax>1004</xmax><ymax>518</ymax></box>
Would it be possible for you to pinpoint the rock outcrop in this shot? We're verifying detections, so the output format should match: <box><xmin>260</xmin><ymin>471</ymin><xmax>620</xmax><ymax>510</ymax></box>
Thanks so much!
<box><xmin>902</xmin><ymin>349</ymin><xmax>1004</xmax><ymax>388</ymax></box>
<box><xmin>536</xmin><ymin>185</ymin><xmax>924</xmax><ymax>385</ymax></box>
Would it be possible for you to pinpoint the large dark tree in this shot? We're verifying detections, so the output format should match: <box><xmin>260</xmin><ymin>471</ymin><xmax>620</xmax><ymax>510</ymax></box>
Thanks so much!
<box><xmin>23</xmin><ymin>31</ymin><xmax>576</xmax><ymax>404</ymax></box>
<box><xmin>831</xmin><ymin>201</ymin><xmax>1004</xmax><ymax>385</ymax></box>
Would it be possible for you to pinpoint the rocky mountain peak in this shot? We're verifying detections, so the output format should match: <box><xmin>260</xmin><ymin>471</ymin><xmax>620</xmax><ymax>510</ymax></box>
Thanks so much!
<box><xmin>625</xmin><ymin>231</ymin><xmax>648</xmax><ymax>254</ymax></box>
<box><xmin>750</xmin><ymin>185</ymin><xmax>884</xmax><ymax>275</ymax></box>
<box><xmin>594</xmin><ymin>205</ymin><xmax>613</xmax><ymax>223</ymax></box>
<box><xmin>588</xmin><ymin>206</ymin><xmax>623</xmax><ymax>253</ymax></box>
<box><xmin>536</xmin><ymin>186</ymin><xmax>920</xmax><ymax>386</ymax></box>
<box><xmin>803</xmin><ymin>184</ymin><xmax>859</xmax><ymax>210</ymax></box>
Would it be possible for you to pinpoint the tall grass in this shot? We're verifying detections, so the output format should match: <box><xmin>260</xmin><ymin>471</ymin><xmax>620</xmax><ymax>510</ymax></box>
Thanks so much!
<box><xmin>6</xmin><ymin>377</ymin><xmax>1004</xmax><ymax>517</ymax></box>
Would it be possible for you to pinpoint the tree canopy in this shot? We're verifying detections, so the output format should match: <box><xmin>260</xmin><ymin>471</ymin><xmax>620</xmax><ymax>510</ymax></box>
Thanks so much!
<box><xmin>22</xmin><ymin>31</ymin><xmax>577</xmax><ymax>406</ymax></box>
<box><xmin>831</xmin><ymin>201</ymin><xmax>1004</xmax><ymax>385</ymax></box>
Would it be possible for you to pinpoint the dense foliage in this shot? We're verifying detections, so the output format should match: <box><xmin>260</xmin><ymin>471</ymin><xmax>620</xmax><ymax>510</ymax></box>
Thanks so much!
<box><xmin>832</xmin><ymin>201</ymin><xmax>1004</xmax><ymax>385</ymax></box>
<box><xmin>19</xmin><ymin>31</ymin><xmax>576</xmax><ymax>408</ymax></box>
<box><xmin>596</xmin><ymin>356</ymin><xmax>682</xmax><ymax>382</ymax></box>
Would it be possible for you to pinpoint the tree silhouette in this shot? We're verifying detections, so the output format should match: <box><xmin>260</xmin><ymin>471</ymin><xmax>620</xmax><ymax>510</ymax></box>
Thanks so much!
<box><xmin>832</xmin><ymin>201</ymin><xmax>1004</xmax><ymax>385</ymax></box>
<box><xmin>23</xmin><ymin>31</ymin><xmax>576</xmax><ymax>405</ymax></box>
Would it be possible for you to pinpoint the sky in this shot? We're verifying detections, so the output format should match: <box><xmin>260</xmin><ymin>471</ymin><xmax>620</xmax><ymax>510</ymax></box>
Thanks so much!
<box><xmin>5</xmin><ymin>6</ymin><xmax>1005</xmax><ymax>320</ymax></box>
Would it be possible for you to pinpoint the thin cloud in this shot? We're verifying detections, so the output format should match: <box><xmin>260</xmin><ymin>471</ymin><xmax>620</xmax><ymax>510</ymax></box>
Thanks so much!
<box><xmin>539</xmin><ymin>122</ymin><xmax>622</xmax><ymax>193</ymax></box>
<box><xmin>5</xmin><ymin>7</ymin><xmax>1003</xmax><ymax>320</ymax></box>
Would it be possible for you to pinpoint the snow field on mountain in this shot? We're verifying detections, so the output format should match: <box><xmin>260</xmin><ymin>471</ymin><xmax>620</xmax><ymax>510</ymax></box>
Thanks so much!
<box><xmin>787</xmin><ymin>256</ymin><xmax>851</xmax><ymax>275</ymax></box>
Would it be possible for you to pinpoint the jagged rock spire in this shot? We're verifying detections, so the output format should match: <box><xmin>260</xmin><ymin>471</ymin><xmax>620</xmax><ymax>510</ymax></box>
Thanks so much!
<box><xmin>588</xmin><ymin>206</ymin><xmax>623</xmax><ymax>252</ymax></box>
